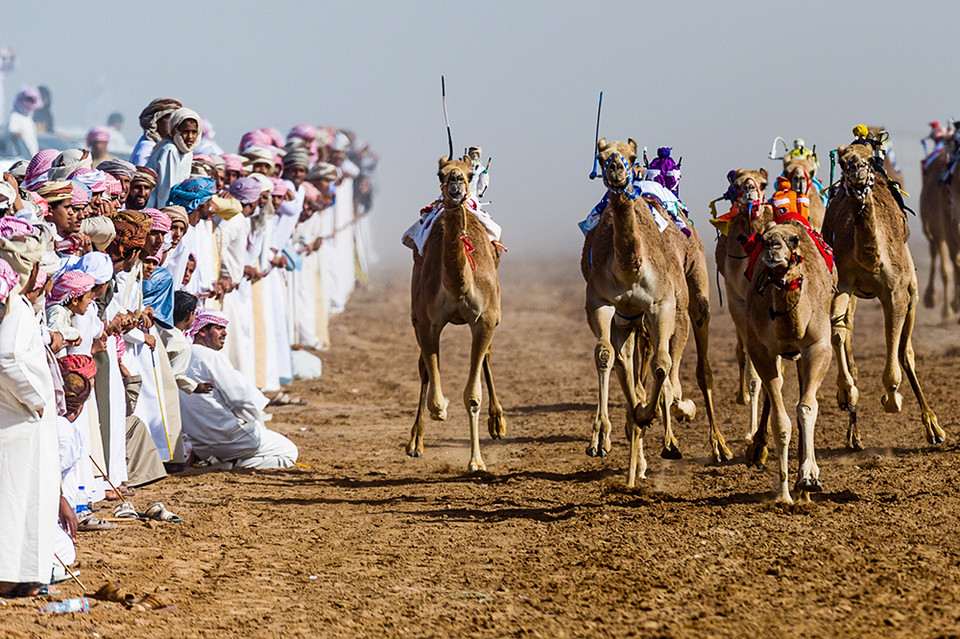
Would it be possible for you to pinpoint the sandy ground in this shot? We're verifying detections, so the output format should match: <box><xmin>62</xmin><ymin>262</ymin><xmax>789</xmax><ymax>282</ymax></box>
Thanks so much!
<box><xmin>4</xmin><ymin>253</ymin><xmax>960</xmax><ymax>639</ymax></box>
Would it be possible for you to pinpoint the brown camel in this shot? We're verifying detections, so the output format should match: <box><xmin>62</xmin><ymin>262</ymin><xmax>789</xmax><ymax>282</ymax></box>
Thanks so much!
<box><xmin>744</xmin><ymin>222</ymin><xmax>837</xmax><ymax>503</ymax></box>
<box><xmin>581</xmin><ymin>138</ymin><xmax>728</xmax><ymax>487</ymax></box>
<box><xmin>407</xmin><ymin>155</ymin><xmax>505</xmax><ymax>471</ymax></box>
<box><xmin>823</xmin><ymin>144</ymin><xmax>944</xmax><ymax>450</ymax></box>
<box><xmin>782</xmin><ymin>156</ymin><xmax>825</xmax><ymax>231</ymax></box>
<box><xmin>713</xmin><ymin>169</ymin><xmax>774</xmax><ymax>465</ymax></box>
<box><xmin>919</xmin><ymin>148</ymin><xmax>960</xmax><ymax>318</ymax></box>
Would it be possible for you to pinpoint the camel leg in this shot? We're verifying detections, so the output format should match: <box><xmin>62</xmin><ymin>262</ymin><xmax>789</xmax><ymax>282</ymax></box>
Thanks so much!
<box><xmin>688</xmin><ymin>294</ymin><xmax>732</xmax><ymax>463</ymax></box>
<box><xmin>794</xmin><ymin>344</ymin><xmax>831</xmax><ymax>496</ymax></box>
<box><xmin>482</xmin><ymin>350</ymin><xmax>507</xmax><ymax>439</ymax></box>
<box><xmin>633</xmin><ymin>326</ymin><xmax>650</xmax><ymax>406</ymax></box>
<box><xmin>406</xmin><ymin>355</ymin><xmax>430</xmax><ymax>457</ymax></box>
<box><xmin>831</xmin><ymin>291</ymin><xmax>861</xmax><ymax>451</ymax></box>
<box><xmin>753</xmin><ymin>354</ymin><xmax>792</xmax><ymax>504</ymax></box>
<box><xmin>417</xmin><ymin>322</ymin><xmax>449</xmax><ymax>422</ymax></box>
<box><xmin>879</xmin><ymin>291</ymin><xmax>908</xmax><ymax>415</ymax></box>
<box><xmin>735</xmin><ymin>333</ymin><xmax>749</xmax><ymax>405</ymax></box>
<box><xmin>746</xmin><ymin>392</ymin><xmax>771</xmax><ymax>469</ymax></box>
<box><xmin>465</xmin><ymin>319</ymin><xmax>496</xmax><ymax>472</ymax></box>
<box><xmin>614</xmin><ymin>325</ymin><xmax>640</xmax><ymax>459</ymax></box>
<box><xmin>632</xmin><ymin>304</ymin><xmax>676</xmax><ymax>485</ymax></box>
<box><xmin>586</xmin><ymin>303</ymin><xmax>616</xmax><ymax>458</ymax></box>
<box><xmin>938</xmin><ymin>239</ymin><xmax>954</xmax><ymax>319</ymax></box>
<box><xmin>898</xmin><ymin>281</ymin><xmax>945</xmax><ymax>444</ymax></box>
<box><xmin>922</xmin><ymin>237</ymin><xmax>938</xmax><ymax>310</ymax></box>
<box><xmin>661</xmin><ymin>308</ymin><xmax>688</xmax><ymax>460</ymax></box>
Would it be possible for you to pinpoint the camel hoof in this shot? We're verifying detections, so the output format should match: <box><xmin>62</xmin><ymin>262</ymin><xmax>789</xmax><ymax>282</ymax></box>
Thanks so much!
<box><xmin>487</xmin><ymin>413</ymin><xmax>507</xmax><ymax>440</ymax></box>
<box><xmin>846</xmin><ymin>440</ymin><xmax>863</xmax><ymax>453</ymax></box>
<box><xmin>745</xmin><ymin>442</ymin><xmax>768</xmax><ymax>468</ymax></box>
<box><xmin>660</xmin><ymin>444</ymin><xmax>683</xmax><ymax>460</ymax></box>
<box><xmin>714</xmin><ymin>444</ymin><xmax>734</xmax><ymax>464</ymax></box>
<box><xmin>586</xmin><ymin>445</ymin><xmax>598</xmax><ymax>457</ymax></box>
<box><xmin>881</xmin><ymin>391</ymin><xmax>903</xmax><ymax>414</ymax></box>
<box><xmin>468</xmin><ymin>459</ymin><xmax>486</xmax><ymax>473</ymax></box>
<box><xmin>407</xmin><ymin>449</ymin><xmax>422</xmax><ymax>458</ymax></box>
<box><xmin>794</xmin><ymin>477</ymin><xmax>823</xmax><ymax>493</ymax></box>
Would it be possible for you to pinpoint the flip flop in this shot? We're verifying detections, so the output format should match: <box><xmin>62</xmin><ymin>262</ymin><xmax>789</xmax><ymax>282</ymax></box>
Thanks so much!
<box><xmin>113</xmin><ymin>501</ymin><xmax>139</xmax><ymax>519</ymax></box>
<box><xmin>0</xmin><ymin>582</ymin><xmax>57</xmax><ymax>598</ymax></box>
<box><xmin>128</xmin><ymin>592</ymin><xmax>177</xmax><ymax>612</ymax></box>
<box><xmin>91</xmin><ymin>581</ymin><xmax>135</xmax><ymax>606</ymax></box>
<box><xmin>144</xmin><ymin>502</ymin><xmax>182</xmax><ymax>523</ymax></box>
<box><xmin>78</xmin><ymin>515</ymin><xmax>118</xmax><ymax>531</ymax></box>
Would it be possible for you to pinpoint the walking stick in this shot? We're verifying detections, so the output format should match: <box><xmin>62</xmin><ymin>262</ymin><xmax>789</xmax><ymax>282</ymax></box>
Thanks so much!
<box><xmin>54</xmin><ymin>553</ymin><xmax>86</xmax><ymax>590</ymax></box>
<box><xmin>88</xmin><ymin>454</ymin><xmax>123</xmax><ymax>499</ymax></box>
<box><xmin>149</xmin><ymin>347</ymin><xmax>174</xmax><ymax>459</ymax></box>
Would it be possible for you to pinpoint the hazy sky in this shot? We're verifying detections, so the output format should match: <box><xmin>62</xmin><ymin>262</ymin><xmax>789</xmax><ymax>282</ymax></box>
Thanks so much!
<box><xmin>4</xmin><ymin>1</ymin><xmax>959</xmax><ymax>262</ymax></box>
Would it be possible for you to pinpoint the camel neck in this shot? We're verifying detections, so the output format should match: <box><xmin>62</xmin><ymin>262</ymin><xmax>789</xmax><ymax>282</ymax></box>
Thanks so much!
<box><xmin>608</xmin><ymin>191</ymin><xmax>643</xmax><ymax>273</ymax></box>
<box><xmin>441</xmin><ymin>204</ymin><xmax>473</xmax><ymax>295</ymax></box>
<box><xmin>769</xmin><ymin>283</ymin><xmax>805</xmax><ymax>342</ymax></box>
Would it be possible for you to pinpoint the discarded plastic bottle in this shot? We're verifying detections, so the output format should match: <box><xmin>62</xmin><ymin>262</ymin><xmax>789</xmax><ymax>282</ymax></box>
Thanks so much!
<box><xmin>75</xmin><ymin>487</ymin><xmax>88</xmax><ymax>516</ymax></box>
<box><xmin>41</xmin><ymin>597</ymin><xmax>90</xmax><ymax>613</ymax></box>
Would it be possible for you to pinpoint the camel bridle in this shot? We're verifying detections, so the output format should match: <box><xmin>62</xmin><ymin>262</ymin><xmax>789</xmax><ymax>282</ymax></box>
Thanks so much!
<box><xmin>841</xmin><ymin>157</ymin><xmax>875</xmax><ymax>215</ymax></box>
<box><xmin>602</xmin><ymin>151</ymin><xmax>638</xmax><ymax>197</ymax></box>
<box><xmin>737</xmin><ymin>177</ymin><xmax>764</xmax><ymax>220</ymax></box>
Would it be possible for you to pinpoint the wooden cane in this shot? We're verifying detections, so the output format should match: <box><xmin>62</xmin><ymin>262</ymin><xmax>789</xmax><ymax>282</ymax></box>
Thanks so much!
<box><xmin>88</xmin><ymin>454</ymin><xmax>124</xmax><ymax>499</ymax></box>
<box><xmin>54</xmin><ymin>553</ymin><xmax>86</xmax><ymax>590</ymax></box>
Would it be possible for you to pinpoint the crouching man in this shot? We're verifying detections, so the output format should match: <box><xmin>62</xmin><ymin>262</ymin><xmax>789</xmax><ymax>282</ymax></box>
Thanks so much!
<box><xmin>180</xmin><ymin>309</ymin><xmax>298</xmax><ymax>469</ymax></box>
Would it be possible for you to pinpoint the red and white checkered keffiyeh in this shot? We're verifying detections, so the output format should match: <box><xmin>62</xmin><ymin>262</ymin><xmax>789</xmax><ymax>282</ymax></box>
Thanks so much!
<box><xmin>47</xmin><ymin>270</ymin><xmax>95</xmax><ymax>307</ymax></box>
<box><xmin>143</xmin><ymin>208</ymin><xmax>172</xmax><ymax>234</ymax></box>
<box><xmin>185</xmin><ymin>309</ymin><xmax>229</xmax><ymax>339</ymax></box>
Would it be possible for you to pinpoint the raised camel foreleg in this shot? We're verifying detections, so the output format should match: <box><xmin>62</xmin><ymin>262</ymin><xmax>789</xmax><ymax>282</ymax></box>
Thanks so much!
<box><xmin>482</xmin><ymin>349</ymin><xmax>507</xmax><ymax>439</ymax></box>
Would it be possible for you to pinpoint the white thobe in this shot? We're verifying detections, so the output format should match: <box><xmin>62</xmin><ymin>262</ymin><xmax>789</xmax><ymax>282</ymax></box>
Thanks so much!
<box><xmin>0</xmin><ymin>295</ymin><xmax>59</xmax><ymax>584</ymax></box>
<box><xmin>180</xmin><ymin>344</ymin><xmax>297</xmax><ymax>468</ymax></box>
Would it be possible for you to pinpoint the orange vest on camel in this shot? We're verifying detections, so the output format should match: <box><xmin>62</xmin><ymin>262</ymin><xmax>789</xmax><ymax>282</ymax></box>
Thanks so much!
<box><xmin>770</xmin><ymin>176</ymin><xmax>809</xmax><ymax>223</ymax></box>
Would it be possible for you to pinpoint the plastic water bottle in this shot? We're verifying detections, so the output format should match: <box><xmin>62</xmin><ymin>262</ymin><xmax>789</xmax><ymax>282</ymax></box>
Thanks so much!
<box><xmin>75</xmin><ymin>486</ymin><xmax>89</xmax><ymax>516</ymax></box>
<box><xmin>41</xmin><ymin>597</ymin><xmax>90</xmax><ymax>613</ymax></box>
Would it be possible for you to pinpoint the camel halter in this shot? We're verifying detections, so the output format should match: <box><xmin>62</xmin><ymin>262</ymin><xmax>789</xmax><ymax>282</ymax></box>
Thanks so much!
<box><xmin>460</xmin><ymin>205</ymin><xmax>476</xmax><ymax>271</ymax></box>
<box><xmin>737</xmin><ymin>176</ymin><xmax>764</xmax><ymax>220</ymax></box>
<box><xmin>758</xmin><ymin>251</ymin><xmax>804</xmax><ymax>320</ymax></box>
<box><xmin>602</xmin><ymin>152</ymin><xmax>638</xmax><ymax>198</ymax></box>
<box><xmin>842</xmin><ymin>159</ymin><xmax>875</xmax><ymax>215</ymax></box>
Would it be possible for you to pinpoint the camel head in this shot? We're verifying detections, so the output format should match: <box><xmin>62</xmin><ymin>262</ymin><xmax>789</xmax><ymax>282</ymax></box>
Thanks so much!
<box><xmin>760</xmin><ymin>222</ymin><xmax>805</xmax><ymax>287</ymax></box>
<box><xmin>733</xmin><ymin>168</ymin><xmax>767</xmax><ymax>218</ymax></box>
<box><xmin>783</xmin><ymin>157</ymin><xmax>815</xmax><ymax>195</ymax></box>
<box><xmin>837</xmin><ymin>144</ymin><xmax>875</xmax><ymax>199</ymax></box>
<box><xmin>597</xmin><ymin>137</ymin><xmax>638</xmax><ymax>192</ymax></box>
<box><xmin>437</xmin><ymin>155</ymin><xmax>473</xmax><ymax>207</ymax></box>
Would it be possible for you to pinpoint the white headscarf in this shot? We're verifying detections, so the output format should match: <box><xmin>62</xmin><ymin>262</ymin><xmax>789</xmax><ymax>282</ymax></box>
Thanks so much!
<box><xmin>168</xmin><ymin>108</ymin><xmax>202</xmax><ymax>154</ymax></box>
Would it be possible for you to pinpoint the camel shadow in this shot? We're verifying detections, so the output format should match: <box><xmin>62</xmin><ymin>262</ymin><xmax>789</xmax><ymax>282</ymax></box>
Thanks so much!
<box><xmin>417</xmin><ymin>502</ymin><xmax>591</xmax><ymax>524</ymax></box>
<box><xmin>507</xmin><ymin>402</ymin><xmax>593</xmax><ymax>415</ymax></box>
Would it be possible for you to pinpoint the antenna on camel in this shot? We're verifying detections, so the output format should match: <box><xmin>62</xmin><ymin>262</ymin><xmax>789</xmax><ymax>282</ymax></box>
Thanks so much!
<box><xmin>589</xmin><ymin>91</ymin><xmax>603</xmax><ymax>179</ymax></box>
<box><xmin>768</xmin><ymin>136</ymin><xmax>788</xmax><ymax>160</ymax></box>
<box><xmin>441</xmin><ymin>75</ymin><xmax>454</xmax><ymax>160</ymax></box>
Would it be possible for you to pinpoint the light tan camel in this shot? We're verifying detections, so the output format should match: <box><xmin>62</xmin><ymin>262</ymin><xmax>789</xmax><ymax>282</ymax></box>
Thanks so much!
<box><xmin>782</xmin><ymin>156</ymin><xmax>825</xmax><ymax>231</ymax></box>
<box><xmin>582</xmin><ymin>138</ymin><xmax>728</xmax><ymax>487</ymax></box>
<box><xmin>713</xmin><ymin>169</ymin><xmax>774</xmax><ymax>465</ymax></box>
<box><xmin>744</xmin><ymin>222</ymin><xmax>837</xmax><ymax>503</ymax></box>
<box><xmin>823</xmin><ymin>144</ymin><xmax>945</xmax><ymax>450</ymax></box>
<box><xmin>408</xmin><ymin>155</ymin><xmax>505</xmax><ymax>471</ymax></box>
<box><xmin>919</xmin><ymin>148</ymin><xmax>960</xmax><ymax>318</ymax></box>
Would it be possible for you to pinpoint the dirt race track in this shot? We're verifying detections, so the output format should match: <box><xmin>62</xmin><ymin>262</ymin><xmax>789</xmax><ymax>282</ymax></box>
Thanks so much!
<box><xmin>5</xmin><ymin>255</ymin><xmax>960</xmax><ymax>638</ymax></box>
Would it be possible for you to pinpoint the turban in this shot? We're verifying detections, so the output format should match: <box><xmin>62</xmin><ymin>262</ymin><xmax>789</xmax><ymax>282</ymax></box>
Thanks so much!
<box><xmin>139</xmin><ymin>98</ymin><xmax>182</xmax><ymax>142</ymax></box>
<box><xmin>8</xmin><ymin>160</ymin><xmax>28</xmax><ymax>180</ymax></box>
<box><xmin>167</xmin><ymin>107</ymin><xmax>202</xmax><ymax>154</ymax></box>
<box><xmin>207</xmin><ymin>154</ymin><xmax>225</xmax><ymax>172</ymax></box>
<box><xmin>62</xmin><ymin>369</ymin><xmax>93</xmax><ymax>416</ymax></box>
<box><xmin>26</xmin><ymin>192</ymin><xmax>49</xmax><ymax>218</ymax></box>
<box><xmin>227</xmin><ymin>177</ymin><xmax>263</xmax><ymax>204</ymax></box>
<box><xmin>306</xmin><ymin>162</ymin><xmax>338</xmax><ymax>182</ymax></box>
<box><xmin>167</xmin><ymin>176</ymin><xmax>216</xmax><ymax>212</ymax></box>
<box><xmin>283</xmin><ymin>147</ymin><xmax>310</xmax><ymax>170</ymax></box>
<box><xmin>86</xmin><ymin>127</ymin><xmax>110</xmax><ymax>145</ymax></box>
<box><xmin>23</xmin><ymin>149</ymin><xmax>60</xmax><ymax>191</ymax></box>
<box><xmin>47</xmin><ymin>270</ymin><xmax>95</xmax><ymax>306</ymax></box>
<box><xmin>131</xmin><ymin>166</ymin><xmax>159</xmax><ymax>187</ymax></box>
<box><xmin>0</xmin><ymin>182</ymin><xmax>15</xmax><ymax>211</ymax></box>
<box><xmin>58</xmin><ymin>354</ymin><xmax>97</xmax><ymax>381</ymax></box>
<box><xmin>72</xmin><ymin>169</ymin><xmax>110</xmax><ymax>193</ymax></box>
<box><xmin>162</xmin><ymin>206</ymin><xmax>189</xmax><ymax>228</ymax></box>
<box><xmin>0</xmin><ymin>235</ymin><xmax>45</xmax><ymax>288</ymax></box>
<box><xmin>0</xmin><ymin>216</ymin><xmax>36</xmax><ymax>239</ymax></box>
<box><xmin>47</xmin><ymin>149</ymin><xmax>92</xmax><ymax>181</ymax></box>
<box><xmin>70</xmin><ymin>181</ymin><xmax>91</xmax><ymax>206</ymax></box>
<box><xmin>142</xmin><ymin>267</ymin><xmax>174</xmax><ymax>328</ymax></box>
<box><xmin>31</xmin><ymin>266</ymin><xmax>47</xmax><ymax>292</ymax></box>
<box><xmin>80</xmin><ymin>216</ymin><xmax>116</xmax><ymax>252</ymax></box>
<box><xmin>143</xmin><ymin>208</ymin><xmax>172</xmax><ymax>233</ymax></box>
<box><xmin>13</xmin><ymin>86</ymin><xmax>42</xmax><ymax>115</ymax></box>
<box><xmin>97</xmin><ymin>158</ymin><xmax>136</xmax><ymax>180</ymax></box>
<box><xmin>212</xmin><ymin>194</ymin><xmax>242</xmax><ymax>219</ymax></box>
<box><xmin>185</xmin><ymin>308</ymin><xmax>229</xmax><ymax>339</ymax></box>
<box><xmin>66</xmin><ymin>250</ymin><xmax>113</xmax><ymax>284</ymax></box>
<box><xmin>37</xmin><ymin>180</ymin><xmax>74</xmax><ymax>204</ymax></box>
<box><xmin>333</xmin><ymin>132</ymin><xmax>350</xmax><ymax>152</ymax></box>
<box><xmin>269</xmin><ymin>177</ymin><xmax>287</xmax><ymax>197</ymax></box>
<box><xmin>243</xmin><ymin>145</ymin><xmax>277</xmax><ymax>166</ymax></box>
<box><xmin>302</xmin><ymin>181</ymin><xmax>320</xmax><ymax>203</ymax></box>
<box><xmin>248</xmin><ymin>173</ymin><xmax>273</xmax><ymax>195</ymax></box>
<box><xmin>239</xmin><ymin>129</ymin><xmax>273</xmax><ymax>153</ymax></box>
<box><xmin>221</xmin><ymin>153</ymin><xmax>244</xmax><ymax>172</ymax></box>
<box><xmin>0</xmin><ymin>258</ymin><xmax>18</xmax><ymax>302</ymax></box>
<box><xmin>316</xmin><ymin>126</ymin><xmax>336</xmax><ymax>149</ymax></box>
<box><xmin>288</xmin><ymin>124</ymin><xmax>317</xmax><ymax>142</ymax></box>
<box><xmin>107</xmin><ymin>209</ymin><xmax>151</xmax><ymax>258</ymax></box>
<box><xmin>105</xmin><ymin>175</ymin><xmax>123</xmax><ymax>196</ymax></box>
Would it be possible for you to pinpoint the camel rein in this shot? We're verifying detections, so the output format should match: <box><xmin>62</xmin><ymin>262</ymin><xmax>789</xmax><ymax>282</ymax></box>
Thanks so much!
<box><xmin>460</xmin><ymin>206</ymin><xmax>477</xmax><ymax>271</ymax></box>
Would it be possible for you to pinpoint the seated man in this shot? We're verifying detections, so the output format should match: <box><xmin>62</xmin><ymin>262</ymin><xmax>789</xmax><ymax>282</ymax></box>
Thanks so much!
<box><xmin>180</xmin><ymin>309</ymin><xmax>298</xmax><ymax>469</ymax></box>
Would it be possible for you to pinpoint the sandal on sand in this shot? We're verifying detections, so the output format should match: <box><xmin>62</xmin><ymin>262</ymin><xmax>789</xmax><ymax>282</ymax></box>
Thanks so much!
<box><xmin>104</xmin><ymin>486</ymin><xmax>135</xmax><ymax>501</ymax></box>
<box><xmin>78</xmin><ymin>514</ymin><xmax>118</xmax><ymax>531</ymax></box>
<box><xmin>92</xmin><ymin>581</ymin><xmax>136</xmax><ymax>606</ymax></box>
<box><xmin>144</xmin><ymin>502</ymin><xmax>182</xmax><ymax>523</ymax></box>
<box><xmin>113</xmin><ymin>501</ymin><xmax>138</xmax><ymax>519</ymax></box>
<box><xmin>1</xmin><ymin>582</ymin><xmax>57</xmax><ymax>598</ymax></box>
<box><xmin>129</xmin><ymin>593</ymin><xmax>176</xmax><ymax>612</ymax></box>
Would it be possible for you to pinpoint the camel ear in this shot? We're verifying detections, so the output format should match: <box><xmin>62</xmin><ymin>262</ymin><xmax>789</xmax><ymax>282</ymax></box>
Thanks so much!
<box><xmin>439</xmin><ymin>156</ymin><xmax>449</xmax><ymax>168</ymax></box>
<box><xmin>627</xmin><ymin>138</ymin><xmax>638</xmax><ymax>154</ymax></box>
<box><xmin>759</xmin><ymin>168</ymin><xmax>768</xmax><ymax>180</ymax></box>
<box><xmin>837</xmin><ymin>145</ymin><xmax>846</xmax><ymax>155</ymax></box>
<box><xmin>597</xmin><ymin>137</ymin><xmax>606</xmax><ymax>152</ymax></box>
<box><xmin>462</xmin><ymin>155</ymin><xmax>471</xmax><ymax>164</ymax></box>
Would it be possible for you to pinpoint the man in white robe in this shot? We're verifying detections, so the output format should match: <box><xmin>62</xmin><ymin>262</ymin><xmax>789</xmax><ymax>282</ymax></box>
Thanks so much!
<box><xmin>180</xmin><ymin>310</ymin><xmax>298</xmax><ymax>469</ymax></box>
